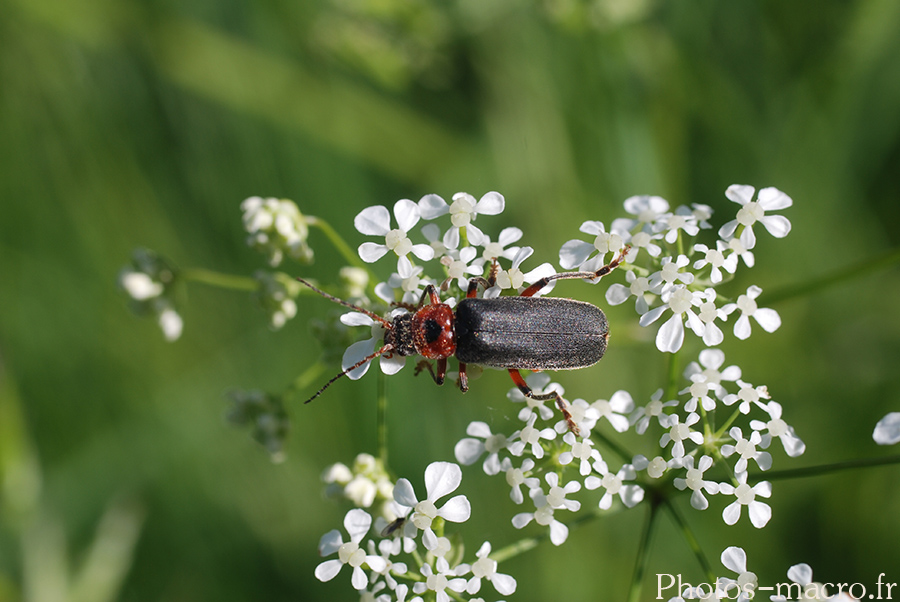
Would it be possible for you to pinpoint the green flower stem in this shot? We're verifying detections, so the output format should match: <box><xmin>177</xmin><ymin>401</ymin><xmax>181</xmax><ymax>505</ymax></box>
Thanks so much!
<box><xmin>662</xmin><ymin>497</ymin><xmax>716</xmax><ymax>583</ymax></box>
<box><xmin>488</xmin><ymin>535</ymin><xmax>541</xmax><ymax>564</ymax></box>
<box><xmin>627</xmin><ymin>503</ymin><xmax>659</xmax><ymax>602</ymax></box>
<box><xmin>592</xmin><ymin>429</ymin><xmax>635</xmax><ymax>465</ymax></box>
<box><xmin>761</xmin><ymin>245</ymin><xmax>900</xmax><ymax>305</ymax></box>
<box><xmin>750</xmin><ymin>453</ymin><xmax>900</xmax><ymax>483</ymax></box>
<box><xmin>377</xmin><ymin>371</ymin><xmax>388</xmax><ymax>468</ymax></box>
<box><xmin>665</xmin><ymin>348</ymin><xmax>681</xmax><ymax>401</ymax></box>
<box><xmin>712</xmin><ymin>408</ymin><xmax>743</xmax><ymax>441</ymax></box>
<box><xmin>306</xmin><ymin>216</ymin><xmax>369</xmax><ymax>272</ymax></box>
<box><xmin>181</xmin><ymin>268</ymin><xmax>259</xmax><ymax>291</ymax></box>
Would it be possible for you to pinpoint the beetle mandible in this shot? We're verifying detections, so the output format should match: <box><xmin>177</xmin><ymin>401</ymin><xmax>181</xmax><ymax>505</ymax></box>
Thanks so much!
<box><xmin>298</xmin><ymin>246</ymin><xmax>630</xmax><ymax>435</ymax></box>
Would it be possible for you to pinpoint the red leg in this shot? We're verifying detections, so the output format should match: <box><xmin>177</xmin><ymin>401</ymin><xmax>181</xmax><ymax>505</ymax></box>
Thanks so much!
<box><xmin>419</xmin><ymin>284</ymin><xmax>442</xmax><ymax>307</ymax></box>
<box><xmin>414</xmin><ymin>357</ymin><xmax>447</xmax><ymax>386</ymax></box>
<box><xmin>519</xmin><ymin>245</ymin><xmax>630</xmax><ymax>298</ymax></box>
<box><xmin>458</xmin><ymin>362</ymin><xmax>469</xmax><ymax>392</ymax></box>
<box><xmin>508</xmin><ymin>369</ymin><xmax>580</xmax><ymax>435</ymax></box>
<box><xmin>466</xmin><ymin>259</ymin><xmax>500</xmax><ymax>298</ymax></box>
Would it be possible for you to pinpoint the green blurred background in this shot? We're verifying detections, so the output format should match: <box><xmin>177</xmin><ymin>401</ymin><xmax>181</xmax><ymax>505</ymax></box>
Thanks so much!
<box><xmin>2</xmin><ymin>0</ymin><xmax>900</xmax><ymax>600</ymax></box>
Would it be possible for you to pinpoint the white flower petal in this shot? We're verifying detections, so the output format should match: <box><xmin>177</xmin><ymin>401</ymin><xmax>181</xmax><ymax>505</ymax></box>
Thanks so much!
<box><xmin>733</xmin><ymin>315</ymin><xmax>752</xmax><ymax>340</ymax></box>
<box><xmin>424</xmin><ymin>462</ymin><xmax>463</xmax><ymax>500</ymax></box>
<box><xmin>467</xmin><ymin>421</ymin><xmax>493</xmax><ymax>438</ymax></box>
<box><xmin>466</xmin><ymin>223</ymin><xmax>485</xmax><ymax>246</ymax></box>
<box><xmin>722</xmin><ymin>501</ymin><xmax>742</xmax><ymax>525</ymax></box>
<box><xmin>410</xmin><ymin>243</ymin><xmax>435</xmax><ymax>261</ymax></box>
<box><xmin>475</xmin><ymin>191</ymin><xmax>505</xmax><ymax>215</ymax></box>
<box><xmin>760</xmin><ymin>214</ymin><xmax>791</xmax><ymax>238</ymax></box>
<box><xmin>438</xmin><ymin>494</ymin><xmax>472</xmax><ymax>523</ymax></box>
<box><xmin>873</xmin><ymin>412</ymin><xmax>900</xmax><ymax>445</ymax></box>
<box><xmin>393</xmin><ymin>198</ymin><xmax>420</xmax><ymax>232</ymax></box>
<box><xmin>757</xmin><ymin>187</ymin><xmax>792</xmax><ymax>210</ymax></box>
<box><xmin>379</xmin><ymin>353</ymin><xmax>406</xmax><ymax>375</ymax></box>
<box><xmin>754</xmin><ymin>481</ymin><xmax>772</xmax><ymax>498</ymax></box>
<box><xmin>720</xmin><ymin>546</ymin><xmax>747</xmax><ymax>573</ymax></box>
<box><xmin>418</xmin><ymin>194</ymin><xmax>449</xmax><ymax>219</ymax></box>
<box><xmin>314</xmin><ymin>559</ymin><xmax>344</xmax><ymax>582</ymax></box>
<box><xmin>354</xmin><ymin>205</ymin><xmax>391</xmax><ymax>236</ymax></box>
<box><xmin>725</xmin><ymin>184</ymin><xmax>755</xmax><ymax>206</ymax></box>
<box><xmin>702</xmin><ymin>323</ymin><xmax>724</xmax><ymax>346</ymax></box>
<box><xmin>454</xmin><ymin>438</ymin><xmax>485</xmax><ymax>465</ymax></box>
<box><xmin>605</xmin><ymin>283</ymin><xmax>631</xmax><ymax>305</ymax></box>
<box><xmin>509</xmin><ymin>245</ymin><xmax>533</xmax><ymax>269</ymax></box>
<box><xmin>579</xmin><ymin>220</ymin><xmax>604</xmax><ymax>235</ymax></box>
<box><xmin>493</xmin><ymin>573</ymin><xmax>517</xmax><ymax>595</ymax></box>
<box><xmin>639</xmin><ymin>305</ymin><xmax>668</xmax><ymax>327</ymax></box>
<box><xmin>340</xmin><ymin>312</ymin><xmax>375</xmax><ymax>327</ymax></box>
<box><xmin>351</xmin><ymin>566</ymin><xmax>368</xmax><ymax>590</ymax></box>
<box><xmin>690</xmin><ymin>490</ymin><xmax>709</xmax><ymax>510</ymax></box>
<box><xmin>718</xmin><ymin>219</ymin><xmax>738</xmax><ymax>240</ymax></box>
<box><xmin>559</xmin><ymin>240</ymin><xmax>596</xmax><ymax>269</ymax></box>
<box><xmin>158</xmin><ymin>308</ymin><xmax>183</xmax><ymax>341</ymax></box>
<box><xmin>343</xmin><ymin>339</ymin><xmax>376</xmax><ymax>380</ymax></box>
<box><xmin>753</xmin><ymin>308</ymin><xmax>781</xmax><ymax>333</ymax></box>
<box><xmin>318</xmin><ymin>529</ymin><xmax>343</xmax><ymax>556</ymax></box>
<box><xmin>748</xmin><ymin>501</ymin><xmax>772</xmax><ymax>528</ymax></box>
<box><xmin>366</xmin><ymin>555</ymin><xmax>387</xmax><ymax>573</ymax></box>
<box><xmin>511</xmin><ymin>513</ymin><xmax>533</xmax><ymax>529</ymax></box>
<box><xmin>498</xmin><ymin>226</ymin><xmax>523</xmax><ymax>246</ymax></box>
<box><xmin>344</xmin><ymin>508</ymin><xmax>372</xmax><ymax>540</ymax></box>
<box><xmin>358</xmin><ymin>242</ymin><xmax>389</xmax><ymax>263</ymax></box>
<box><xmin>787</xmin><ymin>563</ymin><xmax>813</xmax><ymax>586</ymax></box>
<box><xmin>656</xmin><ymin>314</ymin><xmax>685</xmax><ymax>353</ymax></box>
<box><xmin>742</xmin><ymin>225</ymin><xmax>757</xmax><ymax>249</ymax></box>
<box><xmin>393</xmin><ymin>478</ymin><xmax>418</xmax><ymax>507</ymax></box>
<box><xmin>549</xmin><ymin>520</ymin><xmax>568</xmax><ymax>546</ymax></box>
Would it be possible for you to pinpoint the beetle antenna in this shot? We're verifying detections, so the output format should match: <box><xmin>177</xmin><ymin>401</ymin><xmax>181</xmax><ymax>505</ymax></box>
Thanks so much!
<box><xmin>304</xmin><ymin>344</ymin><xmax>393</xmax><ymax>404</ymax></box>
<box><xmin>296</xmin><ymin>278</ymin><xmax>392</xmax><ymax>328</ymax></box>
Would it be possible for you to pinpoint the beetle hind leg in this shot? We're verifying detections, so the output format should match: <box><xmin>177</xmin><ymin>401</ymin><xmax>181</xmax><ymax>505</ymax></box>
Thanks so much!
<box><xmin>508</xmin><ymin>369</ymin><xmax>580</xmax><ymax>435</ymax></box>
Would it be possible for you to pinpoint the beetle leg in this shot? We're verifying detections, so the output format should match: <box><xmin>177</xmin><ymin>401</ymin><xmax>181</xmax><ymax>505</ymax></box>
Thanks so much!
<box><xmin>416</xmin><ymin>284</ymin><xmax>442</xmax><ymax>308</ymax></box>
<box><xmin>519</xmin><ymin>245</ymin><xmax>631</xmax><ymax>298</ymax></box>
<box><xmin>391</xmin><ymin>301</ymin><xmax>418</xmax><ymax>311</ymax></box>
<box><xmin>486</xmin><ymin>258</ymin><xmax>500</xmax><ymax>287</ymax></box>
<box><xmin>414</xmin><ymin>358</ymin><xmax>446</xmax><ymax>386</ymax></box>
<box><xmin>465</xmin><ymin>277</ymin><xmax>491</xmax><ymax>298</ymax></box>
<box><xmin>457</xmin><ymin>362</ymin><xmax>469</xmax><ymax>392</ymax></box>
<box><xmin>507</xmin><ymin>369</ymin><xmax>580</xmax><ymax>435</ymax></box>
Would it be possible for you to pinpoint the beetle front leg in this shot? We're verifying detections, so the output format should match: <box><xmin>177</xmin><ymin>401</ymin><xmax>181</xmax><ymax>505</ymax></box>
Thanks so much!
<box><xmin>414</xmin><ymin>358</ymin><xmax>447</xmax><ymax>386</ymax></box>
<box><xmin>508</xmin><ymin>369</ymin><xmax>580</xmax><ymax>435</ymax></box>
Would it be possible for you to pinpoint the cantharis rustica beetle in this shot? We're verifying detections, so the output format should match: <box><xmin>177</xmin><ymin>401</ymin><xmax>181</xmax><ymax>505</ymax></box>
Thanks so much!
<box><xmin>298</xmin><ymin>246</ymin><xmax>630</xmax><ymax>435</ymax></box>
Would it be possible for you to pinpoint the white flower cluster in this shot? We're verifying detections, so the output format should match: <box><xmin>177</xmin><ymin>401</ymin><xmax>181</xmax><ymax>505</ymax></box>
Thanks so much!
<box><xmin>315</xmin><ymin>461</ymin><xmax>515</xmax><ymax>602</ymax></box>
<box><xmin>667</xmin><ymin>547</ymin><xmax>856</xmax><ymax>601</ymax></box>
<box><xmin>310</xmin><ymin>185</ymin><xmax>804</xmax><ymax>599</ymax></box>
<box><xmin>117</xmin><ymin>248</ymin><xmax>183</xmax><ymax>341</ymax></box>
<box><xmin>252</xmin><ymin>270</ymin><xmax>302</xmax><ymax>329</ymax></box>
<box><xmin>456</xmin><ymin>347</ymin><xmax>804</xmax><ymax>537</ymax></box>
<box><xmin>588</xmin><ymin>186</ymin><xmax>789</xmax><ymax>352</ymax></box>
<box><xmin>241</xmin><ymin>196</ymin><xmax>313</xmax><ymax>266</ymax></box>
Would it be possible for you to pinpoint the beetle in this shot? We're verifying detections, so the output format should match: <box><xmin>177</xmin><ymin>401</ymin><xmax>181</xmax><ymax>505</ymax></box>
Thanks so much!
<box><xmin>298</xmin><ymin>246</ymin><xmax>629</xmax><ymax>435</ymax></box>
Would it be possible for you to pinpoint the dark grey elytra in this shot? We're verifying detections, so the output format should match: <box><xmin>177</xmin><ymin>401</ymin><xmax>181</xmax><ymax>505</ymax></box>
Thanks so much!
<box><xmin>454</xmin><ymin>296</ymin><xmax>609</xmax><ymax>370</ymax></box>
